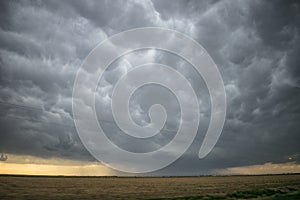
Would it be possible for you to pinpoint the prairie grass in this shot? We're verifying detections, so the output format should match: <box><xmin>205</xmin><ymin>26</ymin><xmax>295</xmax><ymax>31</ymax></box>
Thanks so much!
<box><xmin>0</xmin><ymin>174</ymin><xmax>299</xmax><ymax>199</ymax></box>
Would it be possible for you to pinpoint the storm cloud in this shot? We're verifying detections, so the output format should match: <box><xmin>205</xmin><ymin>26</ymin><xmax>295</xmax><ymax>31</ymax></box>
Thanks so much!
<box><xmin>0</xmin><ymin>0</ymin><xmax>299</xmax><ymax>175</ymax></box>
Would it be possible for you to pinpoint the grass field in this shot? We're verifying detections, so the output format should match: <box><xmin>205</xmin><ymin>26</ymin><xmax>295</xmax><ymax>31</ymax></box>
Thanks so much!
<box><xmin>0</xmin><ymin>174</ymin><xmax>300</xmax><ymax>199</ymax></box>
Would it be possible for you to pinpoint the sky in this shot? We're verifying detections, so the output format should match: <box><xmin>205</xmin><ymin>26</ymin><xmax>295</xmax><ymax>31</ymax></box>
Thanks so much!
<box><xmin>0</xmin><ymin>0</ymin><xmax>300</xmax><ymax>176</ymax></box>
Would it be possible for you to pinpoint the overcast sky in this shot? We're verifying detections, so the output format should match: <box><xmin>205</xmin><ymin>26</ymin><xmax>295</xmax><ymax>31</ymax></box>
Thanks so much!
<box><xmin>0</xmin><ymin>0</ymin><xmax>300</xmax><ymax>175</ymax></box>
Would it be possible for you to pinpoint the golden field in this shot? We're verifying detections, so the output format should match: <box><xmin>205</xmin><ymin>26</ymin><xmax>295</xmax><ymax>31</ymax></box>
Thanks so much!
<box><xmin>0</xmin><ymin>174</ymin><xmax>300</xmax><ymax>199</ymax></box>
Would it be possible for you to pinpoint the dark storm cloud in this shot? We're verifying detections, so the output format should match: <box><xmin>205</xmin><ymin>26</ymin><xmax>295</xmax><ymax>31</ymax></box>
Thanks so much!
<box><xmin>0</xmin><ymin>0</ymin><xmax>299</xmax><ymax>174</ymax></box>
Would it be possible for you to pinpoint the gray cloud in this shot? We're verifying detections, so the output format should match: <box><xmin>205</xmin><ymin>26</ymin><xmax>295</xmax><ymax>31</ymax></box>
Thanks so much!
<box><xmin>0</xmin><ymin>0</ymin><xmax>299</xmax><ymax>175</ymax></box>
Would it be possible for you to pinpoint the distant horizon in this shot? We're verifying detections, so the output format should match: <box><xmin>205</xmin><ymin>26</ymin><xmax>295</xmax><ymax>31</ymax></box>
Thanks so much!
<box><xmin>1</xmin><ymin>173</ymin><xmax>300</xmax><ymax>177</ymax></box>
<box><xmin>1</xmin><ymin>153</ymin><xmax>300</xmax><ymax>177</ymax></box>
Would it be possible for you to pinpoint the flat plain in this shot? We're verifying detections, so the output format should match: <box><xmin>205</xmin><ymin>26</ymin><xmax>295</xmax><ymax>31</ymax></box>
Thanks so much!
<box><xmin>0</xmin><ymin>174</ymin><xmax>300</xmax><ymax>199</ymax></box>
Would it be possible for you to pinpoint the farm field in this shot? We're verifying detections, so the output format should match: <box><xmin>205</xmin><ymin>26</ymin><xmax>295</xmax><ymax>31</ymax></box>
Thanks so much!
<box><xmin>0</xmin><ymin>174</ymin><xmax>300</xmax><ymax>200</ymax></box>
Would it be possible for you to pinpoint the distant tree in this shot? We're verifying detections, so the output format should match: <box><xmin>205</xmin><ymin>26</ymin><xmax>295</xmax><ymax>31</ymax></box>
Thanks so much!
<box><xmin>0</xmin><ymin>153</ymin><xmax>8</xmax><ymax>161</ymax></box>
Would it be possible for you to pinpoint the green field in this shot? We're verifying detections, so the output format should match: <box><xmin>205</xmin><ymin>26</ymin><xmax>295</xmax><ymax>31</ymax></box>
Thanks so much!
<box><xmin>0</xmin><ymin>174</ymin><xmax>300</xmax><ymax>199</ymax></box>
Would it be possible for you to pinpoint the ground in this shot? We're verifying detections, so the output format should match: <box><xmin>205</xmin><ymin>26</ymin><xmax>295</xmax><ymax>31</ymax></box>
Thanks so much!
<box><xmin>0</xmin><ymin>174</ymin><xmax>300</xmax><ymax>199</ymax></box>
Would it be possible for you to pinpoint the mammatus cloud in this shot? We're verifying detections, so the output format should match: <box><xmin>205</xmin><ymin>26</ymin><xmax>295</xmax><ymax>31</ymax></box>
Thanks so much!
<box><xmin>0</xmin><ymin>0</ymin><xmax>299</xmax><ymax>175</ymax></box>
